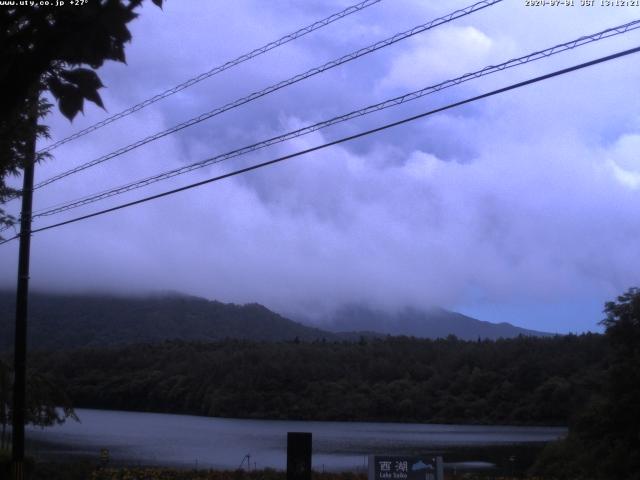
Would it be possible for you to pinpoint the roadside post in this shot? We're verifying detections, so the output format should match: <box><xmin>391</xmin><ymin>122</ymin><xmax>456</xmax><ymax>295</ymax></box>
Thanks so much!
<box><xmin>287</xmin><ymin>432</ymin><xmax>312</xmax><ymax>480</ymax></box>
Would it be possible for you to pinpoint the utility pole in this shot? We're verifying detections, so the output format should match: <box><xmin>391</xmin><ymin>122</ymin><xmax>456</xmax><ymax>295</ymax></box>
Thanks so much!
<box><xmin>11</xmin><ymin>92</ymin><xmax>38</xmax><ymax>480</ymax></box>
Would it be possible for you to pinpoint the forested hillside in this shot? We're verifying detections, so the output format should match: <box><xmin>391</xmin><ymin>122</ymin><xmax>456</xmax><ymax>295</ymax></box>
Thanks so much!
<box><xmin>0</xmin><ymin>291</ymin><xmax>336</xmax><ymax>350</ymax></box>
<box><xmin>0</xmin><ymin>291</ymin><xmax>552</xmax><ymax>351</ymax></box>
<box><xmin>307</xmin><ymin>304</ymin><xmax>552</xmax><ymax>339</ymax></box>
<box><xmin>30</xmin><ymin>334</ymin><xmax>605</xmax><ymax>426</ymax></box>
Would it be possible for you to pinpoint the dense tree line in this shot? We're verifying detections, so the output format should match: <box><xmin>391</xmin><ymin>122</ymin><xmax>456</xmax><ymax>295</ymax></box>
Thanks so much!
<box><xmin>0</xmin><ymin>359</ymin><xmax>76</xmax><ymax>450</ymax></box>
<box><xmin>532</xmin><ymin>288</ymin><xmax>640</xmax><ymax>479</ymax></box>
<box><xmin>27</xmin><ymin>334</ymin><xmax>604</xmax><ymax>426</ymax></box>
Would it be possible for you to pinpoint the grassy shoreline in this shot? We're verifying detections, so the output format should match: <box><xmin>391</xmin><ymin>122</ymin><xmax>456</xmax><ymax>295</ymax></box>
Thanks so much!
<box><xmin>24</xmin><ymin>437</ymin><xmax>547</xmax><ymax>470</ymax></box>
<box><xmin>3</xmin><ymin>461</ymin><xmax>543</xmax><ymax>480</ymax></box>
<box><xmin>2</xmin><ymin>442</ymin><xmax>550</xmax><ymax>479</ymax></box>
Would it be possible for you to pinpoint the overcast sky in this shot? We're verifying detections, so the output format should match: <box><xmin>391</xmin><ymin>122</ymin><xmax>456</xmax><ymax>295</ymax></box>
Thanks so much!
<box><xmin>1</xmin><ymin>0</ymin><xmax>639</xmax><ymax>333</ymax></box>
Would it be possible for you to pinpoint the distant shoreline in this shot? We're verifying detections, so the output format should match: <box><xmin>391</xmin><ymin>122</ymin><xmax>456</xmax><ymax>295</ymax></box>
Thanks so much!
<box><xmin>24</xmin><ymin>408</ymin><xmax>564</xmax><ymax>475</ymax></box>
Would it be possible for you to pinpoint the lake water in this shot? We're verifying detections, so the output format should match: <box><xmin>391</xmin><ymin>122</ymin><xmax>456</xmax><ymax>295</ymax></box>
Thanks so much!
<box><xmin>26</xmin><ymin>408</ymin><xmax>566</xmax><ymax>471</ymax></box>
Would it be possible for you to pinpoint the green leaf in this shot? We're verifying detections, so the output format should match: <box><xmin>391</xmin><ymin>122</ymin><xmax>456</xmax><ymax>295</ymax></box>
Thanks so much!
<box><xmin>59</xmin><ymin>68</ymin><xmax>103</xmax><ymax>91</ymax></box>
<box><xmin>58</xmin><ymin>90</ymin><xmax>84</xmax><ymax>121</ymax></box>
<box><xmin>84</xmin><ymin>89</ymin><xmax>105</xmax><ymax>110</ymax></box>
<box><xmin>59</xmin><ymin>68</ymin><xmax>105</xmax><ymax>109</ymax></box>
<box><xmin>151</xmin><ymin>0</ymin><xmax>163</xmax><ymax>8</ymax></box>
<box><xmin>46</xmin><ymin>77</ymin><xmax>66</xmax><ymax>100</ymax></box>
<box><xmin>46</xmin><ymin>77</ymin><xmax>85</xmax><ymax>120</ymax></box>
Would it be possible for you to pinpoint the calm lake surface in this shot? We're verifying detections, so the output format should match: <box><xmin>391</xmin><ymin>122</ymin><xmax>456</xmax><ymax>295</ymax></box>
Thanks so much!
<box><xmin>26</xmin><ymin>408</ymin><xmax>566</xmax><ymax>471</ymax></box>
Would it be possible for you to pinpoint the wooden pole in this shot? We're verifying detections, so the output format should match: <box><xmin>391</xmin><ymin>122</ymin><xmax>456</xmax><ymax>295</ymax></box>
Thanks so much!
<box><xmin>11</xmin><ymin>93</ymin><xmax>38</xmax><ymax>480</ymax></box>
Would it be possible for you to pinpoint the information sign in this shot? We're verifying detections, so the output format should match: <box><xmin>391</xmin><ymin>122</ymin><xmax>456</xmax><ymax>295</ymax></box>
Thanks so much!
<box><xmin>368</xmin><ymin>455</ymin><xmax>443</xmax><ymax>480</ymax></box>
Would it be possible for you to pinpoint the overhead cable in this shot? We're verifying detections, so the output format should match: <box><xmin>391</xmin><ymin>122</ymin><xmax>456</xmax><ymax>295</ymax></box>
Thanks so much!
<box><xmin>1</xmin><ymin>44</ymin><xmax>636</xmax><ymax>246</ymax></box>
<box><xmin>37</xmin><ymin>0</ymin><xmax>384</xmax><ymax>154</ymax></box>
<box><xmin>30</xmin><ymin>18</ymin><xmax>640</xmax><ymax>219</ymax></box>
<box><xmin>31</xmin><ymin>0</ymin><xmax>502</xmax><ymax>191</ymax></box>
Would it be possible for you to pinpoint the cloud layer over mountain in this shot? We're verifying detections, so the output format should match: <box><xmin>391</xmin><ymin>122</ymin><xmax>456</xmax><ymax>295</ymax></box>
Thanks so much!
<box><xmin>1</xmin><ymin>1</ymin><xmax>639</xmax><ymax>333</ymax></box>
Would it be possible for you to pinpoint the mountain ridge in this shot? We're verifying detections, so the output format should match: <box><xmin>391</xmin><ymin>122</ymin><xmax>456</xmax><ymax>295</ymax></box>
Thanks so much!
<box><xmin>0</xmin><ymin>290</ymin><xmax>336</xmax><ymax>350</ymax></box>
<box><xmin>293</xmin><ymin>303</ymin><xmax>552</xmax><ymax>340</ymax></box>
<box><xmin>0</xmin><ymin>290</ymin><xmax>552</xmax><ymax>350</ymax></box>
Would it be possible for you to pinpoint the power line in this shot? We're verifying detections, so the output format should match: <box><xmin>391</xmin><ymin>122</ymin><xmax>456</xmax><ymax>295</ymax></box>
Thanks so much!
<box><xmin>37</xmin><ymin>0</ymin><xmax>384</xmax><ymax>155</ymax></box>
<box><xmin>30</xmin><ymin>0</ymin><xmax>502</xmax><ymax>191</ymax></box>
<box><xmin>29</xmin><ymin>18</ymin><xmax>640</xmax><ymax>219</ymax></box>
<box><xmin>2</xmin><ymin>44</ymin><xmax>637</xmax><ymax>246</ymax></box>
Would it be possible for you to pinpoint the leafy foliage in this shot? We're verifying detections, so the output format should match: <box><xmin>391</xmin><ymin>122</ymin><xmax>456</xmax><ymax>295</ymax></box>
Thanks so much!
<box><xmin>531</xmin><ymin>287</ymin><xmax>640</xmax><ymax>480</ymax></box>
<box><xmin>0</xmin><ymin>359</ymin><xmax>77</xmax><ymax>450</ymax></box>
<box><xmin>0</xmin><ymin>0</ymin><xmax>162</xmax><ymax>232</ymax></box>
<box><xmin>0</xmin><ymin>0</ymin><xmax>162</xmax><ymax>122</ymax></box>
<box><xmin>0</xmin><ymin>96</ymin><xmax>52</xmax><ymax>238</ymax></box>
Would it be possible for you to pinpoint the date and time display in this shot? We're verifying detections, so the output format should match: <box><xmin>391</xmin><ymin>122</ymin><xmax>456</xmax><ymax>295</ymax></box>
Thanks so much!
<box><xmin>5</xmin><ymin>0</ymin><xmax>638</xmax><ymax>9</ymax></box>
<box><xmin>525</xmin><ymin>0</ymin><xmax>639</xmax><ymax>6</ymax></box>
